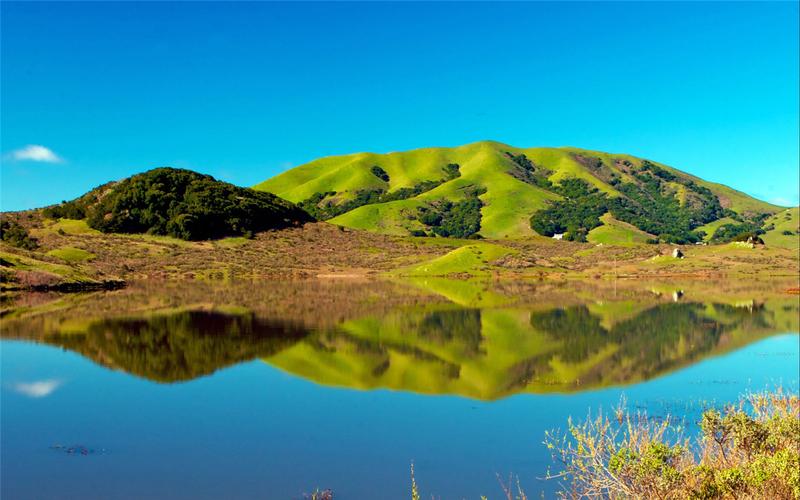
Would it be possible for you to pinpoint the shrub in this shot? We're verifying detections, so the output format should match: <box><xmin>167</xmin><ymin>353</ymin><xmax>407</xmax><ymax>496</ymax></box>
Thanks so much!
<box><xmin>417</xmin><ymin>186</ymin><xmax>486</xmax><ymax>238</ymax></box>
<box><xmin>545</xmin><ymin>388</ymin><xmax>800</xmax><ymax>499</ymax></box>
<box><xmin>530</xmin><ymin>179</ymin><xmax>607</xmax><ymax>238</ymax></box>
<box><xmin>370</xmin><ymin>165</ymin><xmax>390</xmax><ymax>182</ymax></box>
<box><xmin>710</xmin><ymin>223</ymin><xmax>766</xmax><ymax>244</ymax></box>
<box><xmin>443</xmin><ymin>163</ymin><xmax>461</xmax><ymax>180</ymax></box>
<box><xmin>0</xmin><ymin>219</ymin><xmax>39</xmax><ymax>250</ymax></box>
<box><xmin>43</xmin><ymin>199</ymin><xmax>87</xmax><ymax>220</ymax></box>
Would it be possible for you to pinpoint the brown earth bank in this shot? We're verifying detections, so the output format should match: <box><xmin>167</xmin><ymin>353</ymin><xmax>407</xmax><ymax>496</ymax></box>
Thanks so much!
<box><xmin>1</xmin><ymin>212</ymin><xmax>798</xmax><ymax>291</ymax></box>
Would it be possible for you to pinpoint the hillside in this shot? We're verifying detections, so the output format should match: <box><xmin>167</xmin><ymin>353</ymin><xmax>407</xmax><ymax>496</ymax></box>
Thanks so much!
<box><xmin>40</xmin><ymin>167</ymin><xmax>313</xmax><ymax>240</ymax></box>
<box><xmin>255</xmin><ymin>141</ymin><xmax>788</xmax><ymax>244</ymax></box>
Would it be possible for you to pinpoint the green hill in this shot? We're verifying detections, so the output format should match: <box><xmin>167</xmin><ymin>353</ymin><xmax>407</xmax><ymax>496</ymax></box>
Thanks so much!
<box><xmin>42</xmin><ymin>167</ymin><xmax>313</xmax><ymax>240</ymax></box>
<box><xmin>254</xmin><ymin>141</ymin><xmax>786</xmax><ymax>244</ymax></box>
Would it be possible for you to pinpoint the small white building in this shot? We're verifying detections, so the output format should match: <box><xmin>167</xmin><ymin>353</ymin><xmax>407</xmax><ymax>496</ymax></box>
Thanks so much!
<box><xmin>553</xmin><ymin>233</ymin><xmax>564</xmax><ymax>240</ymax></box>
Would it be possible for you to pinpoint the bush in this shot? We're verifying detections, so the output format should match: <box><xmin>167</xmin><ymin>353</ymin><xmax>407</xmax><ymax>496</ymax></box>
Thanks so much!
<box><xmin>443</xmin><ymin>163</ymin><xmax>461</xmax><ymax>180</ymax></box>
<box><xmin>0</xmin><ymin>219</ymin><xmax>39</xmax><ymax>250</ymax></box>
<box><xmin>370</xmin><ymin>165</ymin><xmax>390</xmax><ymax>182</ymax></box>
<box><xmin>782</xmin><ymin>230</ymin><xmax>794</xmax><ymax>236</ymax></box>
<box><xmin>530</xmin><ymin>179</ymin><xmax>607</xmax><ymax>238</ymax></box>
<box><xmin>710</xmin><ymin>223</ymin><xmax>766</xmax><ymax>244</ymax></box>
<box><xmin>418</xmin><ymin>186</ymin><xmax>486</xmax><ymax>239</ymax></box>
<box><xmin>43</xmin><ymin>200</ymin><xmax>87</xmax><ymax>220</ymax></box>
<box><xmin>545</xmin><ymin>388</ymin><xmax>800</xmax><ymax>499</ymax></box>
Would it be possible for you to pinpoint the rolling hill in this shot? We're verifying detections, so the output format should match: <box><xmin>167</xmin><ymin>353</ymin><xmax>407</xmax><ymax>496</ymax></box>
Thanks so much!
<box><xmin>40</xmin><ymin>167</ymin><xmax>313</xmax><ymax>240</ymax></box>
<box><xmin>254</xmin><ymin>141</ymin><xmax>790</xmax><ymax>244</ymax></box>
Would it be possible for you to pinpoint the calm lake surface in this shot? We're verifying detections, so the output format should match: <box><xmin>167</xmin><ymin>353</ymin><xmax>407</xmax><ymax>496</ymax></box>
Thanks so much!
<box><xmin>2</xmin><ymin>279</ymin><xmax>798</xmax><ymax>499</ymax></box>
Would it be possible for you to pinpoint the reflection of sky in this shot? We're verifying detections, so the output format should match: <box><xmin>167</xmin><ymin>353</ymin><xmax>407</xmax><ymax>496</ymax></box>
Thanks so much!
<box><xmin>8</xmin><ymin>379</ymin><xmax>62</xmax><ymax>398</ymax></box>
<box><xmin>1</xmin><ymin>335</ymin><xmax>798</xmax><ymax>499</ymax></box>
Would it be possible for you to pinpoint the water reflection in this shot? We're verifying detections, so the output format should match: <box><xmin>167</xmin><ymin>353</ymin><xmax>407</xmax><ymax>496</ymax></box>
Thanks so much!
<box><xmin>2</xmin><ymin>279</ymin><xmax>797</xmax><ymax>397</ymax></box>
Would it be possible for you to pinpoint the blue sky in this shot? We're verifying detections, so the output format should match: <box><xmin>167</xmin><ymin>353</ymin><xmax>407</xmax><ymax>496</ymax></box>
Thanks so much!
<box><xmin>2</xmin><ymin>1</ymin><xmax>798</xmax><ymax>210</ymax></box>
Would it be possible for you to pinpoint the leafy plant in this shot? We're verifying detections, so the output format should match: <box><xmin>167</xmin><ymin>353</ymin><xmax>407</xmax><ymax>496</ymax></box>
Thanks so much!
<box><xmin>0</xmin><ymin>219</ymin><xmax>39</xmax><ymax>250</ymax></box>
<box><xmin>545</xmin><ymin>388</ymin><xmax>800</xmax><ymax>499</ymax></box>
<box><xmin>529</xmin><ymin>179</ymin><xmax>607</xmax><ymax>242</ymax></box>
<box><xmin>417</xmin><ymin>186</ymin><xmax>486</xmax><ymax>238</ymax></box>
<box><xmin>370</xmin><ymin>165</ymin><xmax>390</xmax><ymax>182</ymax></box>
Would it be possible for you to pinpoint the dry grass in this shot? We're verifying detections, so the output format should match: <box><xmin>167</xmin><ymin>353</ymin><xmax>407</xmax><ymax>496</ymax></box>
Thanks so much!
<box><xmin>2</xmin><ymin>209</ymin><xmax>798</xmax><ymax>289</ymax></box>
<box><xmin>545</xmin><ymin>388</ymin><xmax>800</xmax><ymax>499</ymax></box>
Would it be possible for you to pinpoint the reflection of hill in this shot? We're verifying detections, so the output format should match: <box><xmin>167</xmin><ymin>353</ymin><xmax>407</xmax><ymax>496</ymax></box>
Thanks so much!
<box><xmin>266</xmin><ymin>299</ymin><xmax>797</xmax><ymax>399</ymax></box>
<box><xmin>16</xmin><ymin>309</ymin><xmax>309</xmax><ymax>382</ymax></box>
<box><xmin>2</xmin><ymin>279</ymin><xmax>797</xmax><ymax>393</ymax></box>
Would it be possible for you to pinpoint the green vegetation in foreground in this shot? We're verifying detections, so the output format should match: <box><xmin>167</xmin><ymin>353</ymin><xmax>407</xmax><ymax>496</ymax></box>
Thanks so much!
<box><xmin>254</xmin><ymin>140</ymin><xmax>783</xmax><ymax>241</ymax></box>
<box><xmin>42</xmin><ymin>167</ymin><xmax>313</xmax><ymax>240</ymax></box>
<box><xmin>545</xmin><ymin>388</ymin><xmax>799</xmax><ymax>499</ymax></box>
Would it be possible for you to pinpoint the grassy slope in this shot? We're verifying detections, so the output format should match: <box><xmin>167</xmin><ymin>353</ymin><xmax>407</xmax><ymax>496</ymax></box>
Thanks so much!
<box><xmin>0</xmin><ymin>250</ymin><xmax>102</xmax><ymax>288</ymax></box>
<box><xmin>328</xmin><ymin>142</ymin><xmax>559</xmax><ymax>238</ymax></box>
<box><xmin>588</xmin><ymin>213</ymin><xmax>654</xmax><ymax>246</ymax></box>
<box><xmin>254</xmin><ymin>141</ymin><xmax>781</xmax><ymax>240</ymax></box>
<box><xmin>696</xmin><ymin>217</ymin><xmax>737</xmax><ymax>242</ymax></box>
<box><xmin>649</xmin><ymin>161</ymin><xmax>781</xmax><ymax>215</ymax></box>
<box><xmin>762</xmin><ymin>207</ymin><xmax>800</xmax><ymax>249</ymax></box>
<box><xmin>398</xmin><ymin>242</ymin><xmax>514</xmax><ymax>277</ymax></box>
<box><xmin>47</xmin><ymin>246</ymin><xmax>96</xmax><ymax>263</ymax></box>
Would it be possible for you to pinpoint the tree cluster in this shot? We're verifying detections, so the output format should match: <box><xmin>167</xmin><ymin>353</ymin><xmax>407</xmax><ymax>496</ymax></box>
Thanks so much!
<box><xmin>44</xmin><ymin>168</ymin><xmax>313</xmax><ymax>240</ymax></box>
<box><xmin>529</xmin><ymin>179</ymin><xmax>607</xmax><ymax>242</ymax></box>
<box><xmin>506</xmin><ymin>152</ymin><xmax>553</xmax><ymax>190</ymax></box>
<box><xmin>528</xmin><ymin>159</ymin><xmax>742</xmax><ymax>244</ymax></box>
<box><xmin>370</xmin><ymin>165</ymin><xmax>390</xmax><ymax>182</ymax></box>
<box><xmin>0</xmin><ymin>219</ymin><xmax>39</xmax><ymax>250</ymax></box>
<box><xmin>417</xmin><ymin>186</ymin><xmax>486</xmax><ymax>238</ymax></box>
<box><xmin>299</xmin><ymin>164</ymin><xmax>462</xmax><ymax>221</ymax></box>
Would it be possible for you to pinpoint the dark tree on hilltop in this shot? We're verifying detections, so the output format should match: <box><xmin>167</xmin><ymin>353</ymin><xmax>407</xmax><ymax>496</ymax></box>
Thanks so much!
<box><xmin>44</xmin><ymin>168</ymin><xmax>313</xmax><ymax>240</ymax></box>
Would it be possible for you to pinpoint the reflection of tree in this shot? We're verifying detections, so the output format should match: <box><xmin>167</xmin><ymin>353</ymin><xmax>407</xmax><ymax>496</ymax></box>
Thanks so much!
<box><xmin>306</xmin><ymin>329</ymin><xmax>461</xmax><ymax>380</ymax></box>
<box><xmin>47</xmin><ymin>310</ymin><xmax>308</xmax><ymax>382</ymax></box>
<box><xmin>2</xmin><ymin>288</ymin><xmax>790</xmax><ymax>397</ymax></box>
<box><xmin>272</xmin><ymin>300</ymin><xmax>786</xmax><ymax>399</ymax></box>
<box><xmin>513</xmin><ymin>302</ymin><xmax>775</xmax><ymax>389</ymax></box>
<box><xmin>406</xmin><ymin>309</ymin><xmax>484</xmax><ymax>355</ymax></box>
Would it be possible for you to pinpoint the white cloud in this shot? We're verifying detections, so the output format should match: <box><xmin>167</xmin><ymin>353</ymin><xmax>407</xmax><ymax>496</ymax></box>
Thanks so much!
<box><xmin>10</xmin><ymin>144</ymin><xmax>63</xmax><ymax>163</ymax></box>
<box><xmin>9</xmin><ymin>379</ymin><xmax>63</xmax><ymax>398</ymax></box>
<box><xmin>769</xmin><ymin>196</ymin><xmax>799</xmax><ymax>207</ymax></box>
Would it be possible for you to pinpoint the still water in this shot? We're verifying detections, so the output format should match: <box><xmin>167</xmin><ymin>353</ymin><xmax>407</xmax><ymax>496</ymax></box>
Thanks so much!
<box><xmin>2</xmin><ymin>279</ymin><xmax>798</xmax><ymax>499</ymax></box>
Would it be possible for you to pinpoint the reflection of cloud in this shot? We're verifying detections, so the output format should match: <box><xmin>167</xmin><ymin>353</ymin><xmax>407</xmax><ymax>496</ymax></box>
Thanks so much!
<box><xmin>10</xmin><ymin>379</ymin><xmax>63</xmax><ymax>398</ymax></box>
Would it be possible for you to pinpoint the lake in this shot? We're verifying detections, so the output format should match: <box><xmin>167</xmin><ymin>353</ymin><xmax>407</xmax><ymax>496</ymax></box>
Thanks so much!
<box><xmin>1</xmin><ymin>278</ymin><xmax>798</xmax><ymax>499</ymax></box>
